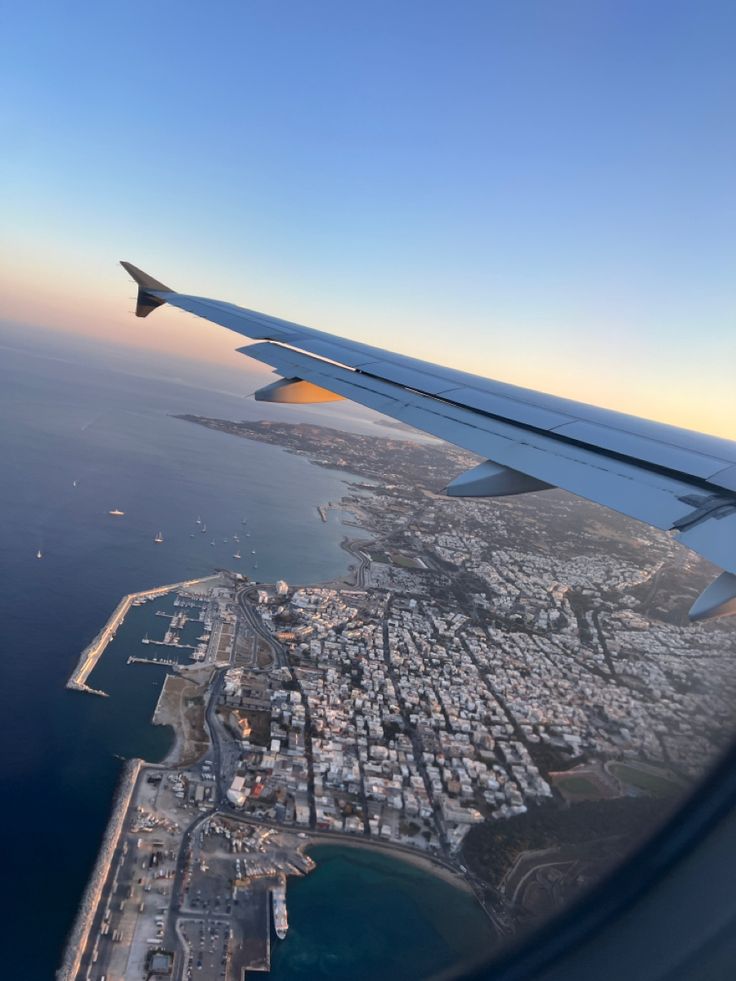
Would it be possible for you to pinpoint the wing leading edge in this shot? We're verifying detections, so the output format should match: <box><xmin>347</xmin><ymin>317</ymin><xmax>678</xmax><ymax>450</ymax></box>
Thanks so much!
<box><xmin>120</xmin><ymin>261</ymin><xmax>736</xmax><ymax>621</ymax></box>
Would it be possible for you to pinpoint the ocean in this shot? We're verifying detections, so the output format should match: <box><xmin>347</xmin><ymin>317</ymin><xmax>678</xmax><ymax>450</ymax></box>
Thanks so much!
<box><xmin>0</xmin><ymin>325</ymin><xmax>489</xmax><ymax>979</ymax></box>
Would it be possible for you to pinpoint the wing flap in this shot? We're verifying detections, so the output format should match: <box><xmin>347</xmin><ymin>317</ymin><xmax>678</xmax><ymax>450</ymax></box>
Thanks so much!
<box><xmin>241</xmin><ymin>341</ymin><xmax>706</xmax><ymax>532</ymax></box>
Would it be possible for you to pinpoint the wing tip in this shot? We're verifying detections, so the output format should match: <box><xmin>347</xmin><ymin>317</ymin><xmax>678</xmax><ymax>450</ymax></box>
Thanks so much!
<box><xmin>120</xmin><ymin>261</ymin><xmax>173</xmax><ymax>318</ymax></box>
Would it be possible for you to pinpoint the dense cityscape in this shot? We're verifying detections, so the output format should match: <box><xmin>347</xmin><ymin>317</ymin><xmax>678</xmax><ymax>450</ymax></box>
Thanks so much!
<box><xmin>63</xmin><ymin>416</ymin><xmax>736</xmax><ymax>979</ymax></box>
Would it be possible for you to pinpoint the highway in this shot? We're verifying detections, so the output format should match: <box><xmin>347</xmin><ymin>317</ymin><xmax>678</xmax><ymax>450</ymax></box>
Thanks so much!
<box><xmin>236</xmin><ymin>585</ymin><xmax>288</xmax><ymax>669</ymax></box>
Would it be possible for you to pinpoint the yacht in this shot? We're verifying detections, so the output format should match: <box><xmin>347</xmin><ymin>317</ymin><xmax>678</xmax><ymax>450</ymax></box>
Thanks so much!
<box><xmin>154</xmin><ymin>531</ymin><xmax>164</xmax><ymax>543</ymax></box>
<box><xmin>36</xmin><ymin>549</ymin><xmax>43</xmax><ymax>560</ymax></box>
<box><xmin>233</xmin><ymin>550</ymin><xmax>241</xmax><ymax>560</ymax></box>
<box><xmin>109</xmin><ymin>507</ymin><xmax>125</xmax><ymax>517</ymax></box>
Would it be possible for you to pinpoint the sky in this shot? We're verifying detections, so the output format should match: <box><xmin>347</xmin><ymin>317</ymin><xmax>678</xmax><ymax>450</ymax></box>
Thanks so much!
<box><xmin>1</xmin><ymin>0</ymin><xmax>734</xmax><ymax>436</ymax></box>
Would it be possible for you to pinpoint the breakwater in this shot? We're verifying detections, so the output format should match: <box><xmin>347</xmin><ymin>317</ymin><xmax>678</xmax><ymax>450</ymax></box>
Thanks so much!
<box><xmin>56</xmin><ymin>758</ymin><xmax>143</xmax><ymax>981</ymax></box>
<box><xmin>66</xmin><ymin>575</ymin><xmax>218</xmax><ymax>696</ymax></box>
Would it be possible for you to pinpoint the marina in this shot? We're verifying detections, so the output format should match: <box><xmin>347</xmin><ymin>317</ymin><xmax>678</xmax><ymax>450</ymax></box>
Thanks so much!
<box><xmin>65</xmin><ymin>575</ymin><xmax>219</xmax><ymax>697</ymax></box>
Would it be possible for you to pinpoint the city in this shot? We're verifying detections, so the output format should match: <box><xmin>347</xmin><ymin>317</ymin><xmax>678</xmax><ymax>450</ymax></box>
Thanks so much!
<box><xmin>62</xmin><ymin>417</ymin><xmax>736</xmax><ymax>979</ymax></box>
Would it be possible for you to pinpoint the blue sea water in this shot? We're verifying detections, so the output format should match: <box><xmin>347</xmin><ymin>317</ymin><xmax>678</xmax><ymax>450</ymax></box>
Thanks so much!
<box><xmin>0</xmin><ymin>328</ymin><xmax>377</xmax><ymax>978</ymax></box>
<box><xmin>269</xmin><ymin>845</ymin><xmax>495</xmax><ymax>981</ymax></box>
<box><xmin>0</xmin><ymin>325</ymin><xmax>490</xmax><ymax>979</ymax></box>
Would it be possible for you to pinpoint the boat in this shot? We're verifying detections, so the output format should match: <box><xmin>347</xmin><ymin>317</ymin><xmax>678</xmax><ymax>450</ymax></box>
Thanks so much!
<box><xmin>201</xmin><ymin>523</ymin><xmax>207</xmax><ymax>533</ymax></box>
<box><xmin>195</xmin><ymin>516</ymin><xmax>201</xmax><ymax>524</ymax></box>
<box><xmin>210</xmin><ymin>539</ymin><xmax>216</xmax><ymax>546</ymax></box>
<box><xmin>36</xmin><ymin>549</ymin><xmax>43</xmax><ymax>559</ymax></box>
<box><xmin>109</xmin><ymin>507</ymin><xmax>125</xmax><ymax>516</ymax></box>
<box><xmin>72</xmin><ymin>479</ymin><xmax>78</xmax><ymax>488</ymax></box>
<box><xmin>222</xmin><ymin>538</ymin><xmax>228</xmax><ymax>543</ymax></box>
<box><xmin>233</xmin><ymin>534</ymin><xmax>239</xmax><ymax>542</ymax></box>
<box><xmin>233</xmin><ymin>551</ymin><xmax>241</xmax><ymax>560</ymax></box>
<box><xmin>272</xmin><ymin>883</ymin><xmax>288</xmax><ymax>940</ymax></box>
<box><xmin>251</xmin><ymin>549</ymin><xmax>256</xmax><ymax>554</ymax></box>
<box><xmin>241</xmin><ymin>518</ymin><xmax>247</xmax><ymax>525</ymax></box>
<box><xmin>154</xmin><ymin>531</ymin><xmax>164</xmax><ymax>543</ymax></box>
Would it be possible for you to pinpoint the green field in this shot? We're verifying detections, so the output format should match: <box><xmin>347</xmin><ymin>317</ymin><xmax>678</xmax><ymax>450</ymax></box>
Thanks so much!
<box><xmin>553</xmin><ymin>775</ymin><xmax>608</xmax><ymax>800</ymax></box>
<box><xmin>609</xmin><ymin>763</ymin><xmax>683</xmax><ymax>797</ymax></box>
<box><xmin>368</xmin><ymin>550</ymin><xmax>422</xmax><ymax>569</ymax></box>
<box><xmin>390</xmin><ymin>552</ymin><xmax>423</xmax><ymax>569</ymax></box>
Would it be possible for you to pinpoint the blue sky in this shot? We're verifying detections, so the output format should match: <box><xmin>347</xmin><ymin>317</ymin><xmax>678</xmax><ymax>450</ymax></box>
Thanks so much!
<box><xmin>1</xmin><ymin>1</ymin><xmax>734</xmax><ymax>434</ymax></box>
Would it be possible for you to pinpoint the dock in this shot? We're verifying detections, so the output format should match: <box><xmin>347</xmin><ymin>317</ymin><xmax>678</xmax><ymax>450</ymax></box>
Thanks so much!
<box><xmin>127</xmin><ymin>655</ymin><xmax>178</xmax><ymax>667</ymax></box>
<box><xmin>65</xmin><ymin>575</ymin><xmax>219</xmax><ymax>696</ymax></box>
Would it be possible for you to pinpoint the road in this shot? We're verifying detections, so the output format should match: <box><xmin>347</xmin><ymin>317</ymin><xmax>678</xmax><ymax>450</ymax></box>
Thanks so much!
<box><xmin>236</xmin><ymin>585</ymin><xmax>288</xmax><ymax>669</ymax></box>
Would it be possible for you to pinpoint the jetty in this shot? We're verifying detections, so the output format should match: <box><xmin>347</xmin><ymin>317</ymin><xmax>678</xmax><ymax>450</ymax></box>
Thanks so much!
<box><xmin>66</xmin><ymin>575</ymin><xmax>219</xmax><ymax>696</ymax></box>
<box><xmin>126</xmin><ymin>655</ymin><xmax>178</xmax><ymax>667</ymax></box>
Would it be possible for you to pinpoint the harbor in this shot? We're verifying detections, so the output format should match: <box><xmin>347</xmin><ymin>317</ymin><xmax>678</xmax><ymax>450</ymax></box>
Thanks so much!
<box><xmin>65</xmin><ymin>575</ymin><xmax>219</xmax><ymax>697</ymax></box>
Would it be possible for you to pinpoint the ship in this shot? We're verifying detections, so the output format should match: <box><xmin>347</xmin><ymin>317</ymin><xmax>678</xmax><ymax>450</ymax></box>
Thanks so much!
<box><xmin>154</xmin><ymin>531</ymin><xmax>164</xmax><ymax>543</ymax></box>
<box><xmin>109</xmin><ymin>507</ymin><xmax>125</xmax><ymax>517</ymax></box>
<box><xmin>272</xmin><ymin>882</ymin><xmax>288</xmax><ymax>940</ymax></box>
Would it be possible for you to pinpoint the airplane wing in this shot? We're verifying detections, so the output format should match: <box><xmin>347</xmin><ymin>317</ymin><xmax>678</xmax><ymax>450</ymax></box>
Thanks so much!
<box><xmin>121</xmin><ymin>261</ymin><xmax>736</xmax><ymax>621</ymax></box>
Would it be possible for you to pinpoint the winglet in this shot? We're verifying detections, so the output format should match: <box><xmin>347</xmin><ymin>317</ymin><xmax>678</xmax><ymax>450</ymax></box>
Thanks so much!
<box><xmin>120</xmin><ymin>261</ymin><xmax>173</xmax><ymax>318</ymax></box>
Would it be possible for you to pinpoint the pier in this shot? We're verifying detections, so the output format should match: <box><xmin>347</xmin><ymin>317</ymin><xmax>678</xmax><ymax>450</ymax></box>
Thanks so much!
<box><xmin>56</xmin><ymin>759</ymin><xmax>143</xmax><ymax>981</ymax></box>
<box><xmin>65</xmin><ymin>575</ymin><xmax>218</xmax><ymax>696</ymax></box>
<box><xmin>127</xmin><ymin>655</ymin><xmax>178</xmax><ymax>667</ymax></box>
<box><xmin>142</xmin><ymin>637</ymin><xmax>195</xmax><ymax>650</ymax></box>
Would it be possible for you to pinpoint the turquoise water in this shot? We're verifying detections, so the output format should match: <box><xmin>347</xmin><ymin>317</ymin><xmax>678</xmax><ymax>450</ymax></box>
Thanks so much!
<box><xmin>269</xmin><ymin>845</ymin><xmax>496</xmax><ymax>980</ymax></box>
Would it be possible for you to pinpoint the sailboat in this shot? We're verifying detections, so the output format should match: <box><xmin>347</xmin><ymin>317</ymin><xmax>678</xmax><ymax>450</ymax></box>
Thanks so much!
<box><xmin>233</xmin><ymin>550</ymin><xmax>241</xmax><ymax>560</ymax></box>
<box><xmin>154</xmin><ymin>531</ymin><xmax>164</xmax><ymax>543</ymax></box>
<box><xmin>36</xmin><ymin>549</ymin><xmax>43</xmax><ymax>560</ymax></box>
<box><xmin>201</xmin><ymin>523</ymin><xmax>207</xmax><ymax>533</ymax></box>
<box><xmin>72</xmin><ymin>479</ymin><xmax>78</xmax><ymax>488</ymax></box>
<box><xmin>196</xmin><ymin>515</ymin><xmax>201</xmax><ymax>524</ymax></box>
<box><xmin>210</xmin><ymin>539</ymin><xmax>216</xmax><ymax>546</ymax></box>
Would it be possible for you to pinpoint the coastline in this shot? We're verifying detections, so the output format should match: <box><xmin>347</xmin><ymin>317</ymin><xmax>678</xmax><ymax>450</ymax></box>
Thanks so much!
<box><xmin>300</xmin><ymin>834</ymin><xmax>475</xmax><ymax>895</ymax></box>
<box><xmin>56</xmin><ymin>759</ymin><xmax>143</xmax><ymax>981</ymax></box>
